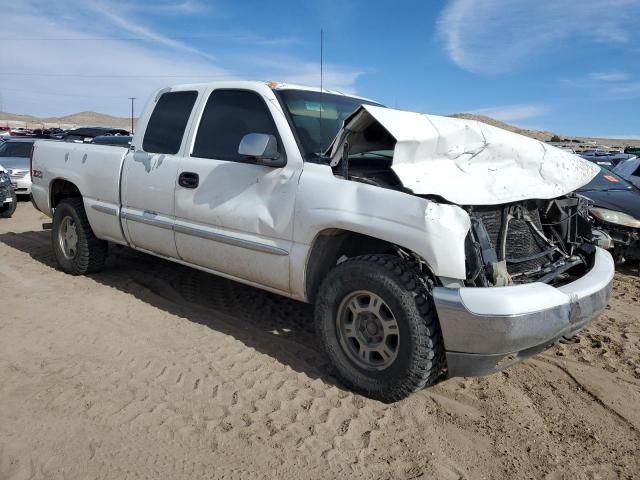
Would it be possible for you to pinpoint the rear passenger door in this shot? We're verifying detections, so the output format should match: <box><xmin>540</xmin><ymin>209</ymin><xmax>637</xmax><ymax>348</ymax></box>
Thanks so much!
<box><xmin>174</xmin><ymin>88</ymin><xmax>301</xmax><ymax>293</ymax></box>
<box><xmin>121</xmin><ymin>90</ymin><xmax>198</xmax><ymax>258</ymax></box>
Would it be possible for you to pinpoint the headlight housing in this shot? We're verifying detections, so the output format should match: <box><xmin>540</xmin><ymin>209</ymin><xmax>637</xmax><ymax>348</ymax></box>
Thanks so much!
<box><xmin>590</xmin><ymin>207</ymin><xmax>640</xmax><ymax>228</ymax></box>
<box><xmin>0</xmin><ymin>172</ymin><xmax>10</xmax><ymax>186</ymax></box>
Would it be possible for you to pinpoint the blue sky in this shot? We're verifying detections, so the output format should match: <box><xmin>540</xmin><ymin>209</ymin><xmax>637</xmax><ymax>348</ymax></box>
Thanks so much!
<box><xmin>2</xmin><ymin>0</ymin><xmax>640</xmax><ymax>137</ymax></box>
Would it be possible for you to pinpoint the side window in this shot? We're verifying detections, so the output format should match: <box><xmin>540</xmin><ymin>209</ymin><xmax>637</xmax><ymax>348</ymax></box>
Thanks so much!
<box><xmin>143</xmin><ymin>91</ymin><xmax>197</xmax><ymax>154</ymax></box>
<box><xmin>192</xmin><ymin>89</ymin><xmax>282</xmax><ymax>161</ymax></box>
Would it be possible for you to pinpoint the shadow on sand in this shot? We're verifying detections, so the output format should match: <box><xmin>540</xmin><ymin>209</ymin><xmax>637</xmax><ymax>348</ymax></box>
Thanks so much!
<box><xmin>0</xmin><ymin>229</ymin><xmax>339</xmax><ymax>386</ymax></box>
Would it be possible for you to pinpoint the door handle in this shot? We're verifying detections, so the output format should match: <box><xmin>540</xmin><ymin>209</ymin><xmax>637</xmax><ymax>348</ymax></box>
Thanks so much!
<box><xmin>178</xmin><ymin>172</ymin><xmax>199</xmax><ymax>189</ymax></box>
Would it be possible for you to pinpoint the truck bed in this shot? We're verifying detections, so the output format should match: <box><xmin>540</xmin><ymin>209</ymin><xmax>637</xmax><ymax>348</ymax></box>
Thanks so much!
<box><xmin>31</xmin><ymin>140</ymin><xmax>129</xmax><ymax>244</ymax></box>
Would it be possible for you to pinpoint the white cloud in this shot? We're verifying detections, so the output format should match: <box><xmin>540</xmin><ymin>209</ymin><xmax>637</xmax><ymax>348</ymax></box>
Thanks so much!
<box><xmin>0</xmin><ymin>3</ymin><xmax>232</xmax><ymax>117</ymax></box>
<box><xmin>590</xmin><ymin>72</ymin><xmax>631</xmax><ymax>82</ymax></box>
<box><xmin>607</xmin><ymin>82</ymin><xmax>640</xmax><ymax>98</ymax></box>
<box><xmin>0</xmin><ymin>1</ymin><xmax>363</xmax><ymax>117</ymax></box>
<box><xmin>467</xmin><ymin>104</ymin><xmax>550</xmax><ymax>123</ymax></box>
<box><xmin>240</xmin><ymin>55</ymin><xmax>364</xmax><ymax>94</ymax></box>
<box><xmin>438</xmin><ymin>0</ymin><xmax>640</xmax><ymax>74</ymax></box>
<box><xmin>82</xmin><ymin>0</ymin><xmax>217</xmax><ymax>61</ymax></box>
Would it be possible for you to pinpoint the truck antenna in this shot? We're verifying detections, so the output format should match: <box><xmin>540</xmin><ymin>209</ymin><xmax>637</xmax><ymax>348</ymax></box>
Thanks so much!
<box><xmin>128</xmin><ymin>97</ymin><xmax>136</xmax><ymax>134</ymax></box>
<box><xmin>319</xmin><ymin>28</ymin><xmax>323</xmax><ymax>157</ymax></box>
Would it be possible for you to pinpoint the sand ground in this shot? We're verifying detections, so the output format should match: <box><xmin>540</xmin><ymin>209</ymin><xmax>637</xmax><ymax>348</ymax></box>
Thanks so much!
<box><xmin>0</xmin><ymin>201</ymin><xmax>639</xmax><ymax>480</ymax></box>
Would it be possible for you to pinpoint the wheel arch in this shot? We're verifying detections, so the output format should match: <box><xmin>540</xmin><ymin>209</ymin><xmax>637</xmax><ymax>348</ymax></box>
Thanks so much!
<box><xmin>49</xmin><ymin>178</ymin><xmax>83</xmax><ymax>210</ymax></box>
<box><xmin>304</xmin><ymin>228</ymin><xmax>436</xmax><ymax>303</ymax></box>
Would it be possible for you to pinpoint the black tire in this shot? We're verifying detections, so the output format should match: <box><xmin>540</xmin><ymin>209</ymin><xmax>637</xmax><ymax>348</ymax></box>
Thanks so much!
<box><xmin>0</xmin><ymin>189</ymin><xmax>17</xmax><ymax>218</ymax></box>
<box><xmin>52</xmin><ymin>198</ymin><xmax>108</xmax><ymax>275</ymax></box>
<box><xmin>315</xmin><ymin>254</ymin><xmax>445</xmax><ymax>402</ymax></box>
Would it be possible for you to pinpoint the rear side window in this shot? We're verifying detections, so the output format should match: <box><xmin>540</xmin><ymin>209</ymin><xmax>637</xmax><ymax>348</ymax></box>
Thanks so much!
<box><xmin>143</xmin><ymin>91</ymin><xmax>197</xmax><ymax>154</ymax></box>
<box><xmin>0</xmin><ymin>142</ymin><xmax>33</xmax><ymax>157</ymax></box>
<box><xmin>192</xmin><ymin>89</ymin><xmax>282</xmax><ymax>161</ymax></box>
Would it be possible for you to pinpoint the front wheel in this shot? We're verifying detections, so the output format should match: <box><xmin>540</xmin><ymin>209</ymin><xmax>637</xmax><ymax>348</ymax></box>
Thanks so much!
<box><xmin>315</xmin><ymin>254</ymin><xmax>445</xmax><ymax>402</ymax></box>
<box><xmin>52</xmin><ymin>198</ymin><xmax>108</xmax><ymax>275</ymax></box>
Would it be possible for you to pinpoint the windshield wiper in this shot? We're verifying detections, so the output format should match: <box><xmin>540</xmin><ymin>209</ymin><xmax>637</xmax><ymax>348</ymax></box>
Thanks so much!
<box><xmin>306</xmin><ymin>152</ymin><xmax>330</xmax><ymax>163</ymax></box>
<box><xmin>349</xmin><ymin>152</ymin><xmax>393</xmax><ymax>159</ymax></box>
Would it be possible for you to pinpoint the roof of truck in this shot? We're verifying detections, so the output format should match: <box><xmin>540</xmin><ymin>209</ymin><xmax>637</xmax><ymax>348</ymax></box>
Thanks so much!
<box><xmin>166</xmin><ymin>80</ymin><xmax>377</xmax><ymax>103</ymax></box>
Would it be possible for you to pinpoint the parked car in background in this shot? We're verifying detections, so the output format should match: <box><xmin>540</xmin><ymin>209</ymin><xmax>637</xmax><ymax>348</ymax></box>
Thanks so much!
<box><xmin>91</xmin><ymin>135</ymin><xmax>132</xmax><ymax>147</ymax></box>
<box><xmin>63</xmin><ymin>127</ymin><xmax>129</xmax><ymax>143</ymax></box>
<box><xmin>578</xmin><ymin>168</ymin><xmax>640</xmax><ymax>262</ymax></box>
<box><xmin>0</xmin><ymin>166</ymin><xmax>17</xmax><ymax>218</ymax></box>
<box><xmin>612</xmin><ymin>155</ymin><xmax>640</xmax><ymax>190</ymax></box>
<box><xmin>49</xmin><ymin>128</ymin><xmax>68</xmax><ymax>140</ymax></box>
<box><xmin>0</xmin><ymin>127</ymin><xmax>11</xmax><ymax>137</ymax></box>
<box><xmin>10</xmin><ymin>127</ymin><xmax>33</xmax><ymax>137</ymax></box>
<box><xmin>0</xmin><ymin>138</ymin><xmax>36</xmax><ymax>195</ymax></box>
<box><xmin>624</xmin><ymin>146</ymin><xmax>640</xmax><ymax>156</ymax></box>
<box><xmin>581</xmin><ymin>152</ymin><xmax>636</xmax><ymax>169</ymax></box>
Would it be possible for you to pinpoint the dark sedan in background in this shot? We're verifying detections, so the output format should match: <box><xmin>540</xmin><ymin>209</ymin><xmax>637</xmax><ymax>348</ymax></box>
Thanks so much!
<box><xmin>578</xmin><ymin>168</ymin><xmax>640</xmax><ymax>262</ymax></box>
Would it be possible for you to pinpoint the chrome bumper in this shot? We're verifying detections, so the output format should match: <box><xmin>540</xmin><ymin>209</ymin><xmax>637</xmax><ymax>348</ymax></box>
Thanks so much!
<box><xmin>433</xmin><ymin>247</ymin><xmax>615</xmax><ymax>377</ymax></box>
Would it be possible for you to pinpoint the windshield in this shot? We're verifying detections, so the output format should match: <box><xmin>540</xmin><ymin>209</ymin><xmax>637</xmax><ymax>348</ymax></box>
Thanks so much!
<box><xmin>0</xmin><ymin>141</ymin><xmax>33</xmax><ymax>158</ymax></box>
<box><xmin>579</xmin><ymin>168</ymin><xmax>633</xmax><ymax>191</ymax></box>
<box><xmin>275</xmin><ymin>89</ymin><xmax>381</xmax><ymax>160</ymax></box>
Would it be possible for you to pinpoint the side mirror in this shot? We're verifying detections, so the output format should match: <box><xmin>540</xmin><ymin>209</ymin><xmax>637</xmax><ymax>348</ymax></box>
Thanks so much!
<box><xmin>238</xmin><ymin>133</ymin><xmax>286</xmax><ymax>167</ymax></box>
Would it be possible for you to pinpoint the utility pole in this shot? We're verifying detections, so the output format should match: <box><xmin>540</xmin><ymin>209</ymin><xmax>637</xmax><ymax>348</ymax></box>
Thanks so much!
<box><xmin>128</xmin><ymin>97</ymin><xmax>136</xmax><ymax>134</ymax></box>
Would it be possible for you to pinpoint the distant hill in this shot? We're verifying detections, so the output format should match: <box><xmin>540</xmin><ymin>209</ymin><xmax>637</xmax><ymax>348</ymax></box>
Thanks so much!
<box><xmin>45</xmin><ymin>111</ymin><xmax>135</xmax><ymax>129</ymax></box>
<box><xmin>449</xmin><ymin>113</ymin><xmax>555</xmax><ymax>141</ymax></box>
<box><xmin>449</xmin><ymin>113</ymin><xmax>640</xmax><ymax>147</ymax></box>
<box><xmin>0</xmin><ymin>111</ymin><xmax>135</xmax><ymax>129</ymax></box>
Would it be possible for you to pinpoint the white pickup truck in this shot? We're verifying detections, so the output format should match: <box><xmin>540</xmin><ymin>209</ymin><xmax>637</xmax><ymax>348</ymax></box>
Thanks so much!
<box><xmin>31</xmin><ymin>81</ymin><xmax>615</xmax><ymax>401</ymax></box>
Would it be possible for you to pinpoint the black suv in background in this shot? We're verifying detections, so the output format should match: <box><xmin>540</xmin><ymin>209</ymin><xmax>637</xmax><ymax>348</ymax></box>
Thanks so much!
<box><xmin>63</xmin><ymin>127</ymin><xmax>130</xmax><ymax>143</ymax></box>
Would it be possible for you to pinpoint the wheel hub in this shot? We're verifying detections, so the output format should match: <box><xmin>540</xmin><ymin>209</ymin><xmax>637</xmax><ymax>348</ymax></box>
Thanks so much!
<box><xmin>58</xmin><ymin>216</ymin><xmax>79</xmax><ymax>260</ymax></box>
<box><xmin>336</xmin><ymin>291</ymin><xmax>400</xmax><ymax>371</ymax></box>
<box><xmin>359</xmin><ymin>315</ymin><xmax>382</xmax><ymax>342</ymax></box>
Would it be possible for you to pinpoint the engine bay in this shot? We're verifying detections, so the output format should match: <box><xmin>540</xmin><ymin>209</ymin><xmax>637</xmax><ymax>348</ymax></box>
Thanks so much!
<box><xmin>463</xmin><ymin>197</ymin><xmax>597</xmax><ymax>287</ymax></box>
<box><xmin>332</xmin><ymin>151</ymin><xmax>598</xmax><ymax>288</ymax></box>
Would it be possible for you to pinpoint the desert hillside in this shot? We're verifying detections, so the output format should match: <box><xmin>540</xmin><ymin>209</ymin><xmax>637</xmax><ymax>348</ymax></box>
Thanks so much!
<box><xmin>0</xmin><ymin>111</ymin><xmax>135</xmax><ymax>130</ymax></box>
<box><xmin>450</xmin><ymin>113</ymin><xmax>640</xmax><ymax>147</ymax></box>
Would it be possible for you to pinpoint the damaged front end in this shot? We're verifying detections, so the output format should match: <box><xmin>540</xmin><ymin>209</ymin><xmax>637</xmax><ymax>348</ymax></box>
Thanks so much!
<box><xmin>323</xmin><ymin>103</ymin><xmax>615</xmax><ymax>378</ymax></box>
<box><xmin>326</xmin><ymin>104</ymin><xmax>603</xmax><ymax>288</ymax></box>
<box><xmin>464</xmin><ymin>197</ymin><xmax>597</xmax><ymax>287</ymax></box>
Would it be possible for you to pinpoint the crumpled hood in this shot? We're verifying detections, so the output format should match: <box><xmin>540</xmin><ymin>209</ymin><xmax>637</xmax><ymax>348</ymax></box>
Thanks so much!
<box><xmin>327</xmin><ymin>105</ymin><xmax>599</xmax><ymax>205</ymax></box>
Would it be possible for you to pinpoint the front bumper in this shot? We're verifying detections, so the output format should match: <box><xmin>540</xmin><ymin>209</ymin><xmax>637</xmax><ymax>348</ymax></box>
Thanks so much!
<box><xmin>433</xmin><ymin>247</ymin><xmax>615</xmax><ymax>377</ymax></box>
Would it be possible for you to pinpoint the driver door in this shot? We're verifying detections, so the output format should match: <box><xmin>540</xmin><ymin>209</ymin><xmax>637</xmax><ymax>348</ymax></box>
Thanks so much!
<box><xmin>174</xmin><ymin>88</ymin><xmax>301</xmax><ymax>293</ymax></box>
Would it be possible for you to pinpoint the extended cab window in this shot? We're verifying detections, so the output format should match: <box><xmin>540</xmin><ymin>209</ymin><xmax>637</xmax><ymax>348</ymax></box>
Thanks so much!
<box><xmin>192</xmin><ymin>89</ymin><xmax>282</xmax><ymax>161</ymax></box>
<box><xmin>143</xmin><ymin>91</ymin><xmax>197</xmax><ymax>154</ymax></box>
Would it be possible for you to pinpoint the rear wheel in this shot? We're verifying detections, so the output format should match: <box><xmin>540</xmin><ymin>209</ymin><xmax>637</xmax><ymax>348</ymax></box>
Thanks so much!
<box><xmin>52</xmin><ymin>198</ymin><xmax>108</xmax><ymax>275</ymax></box>
<box><xmin>315</xmin><ymin>254</ymin><xmax>445</xmax><ymax>402</ymax></box>
<box><xmin>0</xmin><ymin>190</ymin><xmax>17</xmax><ymax>218</ymax></box>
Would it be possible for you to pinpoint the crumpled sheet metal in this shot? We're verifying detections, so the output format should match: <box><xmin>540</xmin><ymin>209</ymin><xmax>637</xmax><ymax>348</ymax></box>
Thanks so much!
<box><xmin>329</xmin><ymin>105</ymin><xmax>599</xmax><ymax>205</ymax></box>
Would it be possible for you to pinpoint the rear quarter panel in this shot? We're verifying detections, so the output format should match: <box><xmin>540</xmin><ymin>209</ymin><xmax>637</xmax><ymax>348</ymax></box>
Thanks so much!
<box><xmin>31</xmin><ymin>140</ymin><xmax>128</xmax><ymax>244</ymax></box>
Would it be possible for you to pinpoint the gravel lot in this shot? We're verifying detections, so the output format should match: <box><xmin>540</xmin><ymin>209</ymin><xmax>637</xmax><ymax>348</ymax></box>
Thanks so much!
<box><xmin>1</xmin><ymin>201</ymin><xmax>639</xmax><ymax>479</ymax></box>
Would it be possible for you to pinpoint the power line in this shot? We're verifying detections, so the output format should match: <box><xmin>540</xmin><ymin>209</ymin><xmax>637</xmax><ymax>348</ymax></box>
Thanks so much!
<box><xmin>0</xmin><ymin>35</ymin><xmax>227</xmax><ymax>41</ymax></box>
<box><xmin>0</xmin><ymin>72</ymin><xmax>229</xmax><ymax>78</ymax></box>
<box><xmin>0</xmin><ymin>86</ymin><xmax>130</xmax><ymax>99</ymax></box>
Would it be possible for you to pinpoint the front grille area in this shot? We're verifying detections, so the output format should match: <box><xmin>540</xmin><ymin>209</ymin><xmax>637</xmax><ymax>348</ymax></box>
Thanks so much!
<box><xmin>474</xmin><ymin>204</ymin><xmax>550</xmax><ymax>275</ymax></box>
